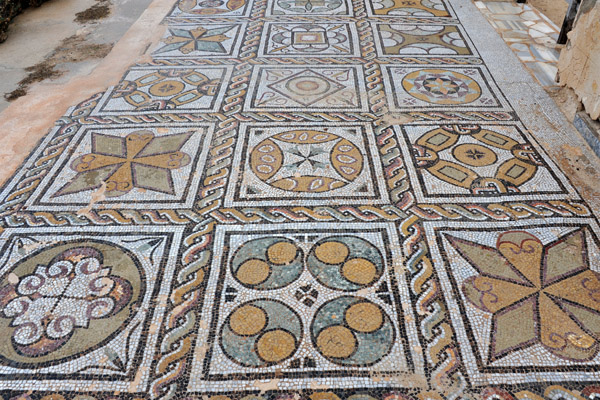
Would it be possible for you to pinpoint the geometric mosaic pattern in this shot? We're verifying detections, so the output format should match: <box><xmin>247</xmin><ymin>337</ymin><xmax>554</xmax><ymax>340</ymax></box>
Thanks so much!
<box><xmin>0</xmin><ymin>0</ymin><xmax>598</xmax><ymax>398</ymax></box>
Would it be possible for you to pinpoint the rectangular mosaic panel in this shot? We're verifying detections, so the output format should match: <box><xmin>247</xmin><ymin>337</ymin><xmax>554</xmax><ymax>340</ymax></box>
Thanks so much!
<box><xmin>93</xmin><ymin>66</ymin><xmax>232</xmax><ymax>114</ymax></box>
<box><xmin>188</xmin><ymin>223</ymin><xmax>425</xmax><ymax>392</ymax></box>
<box><xmin>0</xmin><ymin>123</ymin><xmax>214</xmax><ymax>211</ymax></box>
<box><xmin>424</xmin><ymin>218</ymin><xmax>600</xmax><ymax>385</ymax></box>
<box><xmin>365</xmin><ymin>0</ymin><xmax>454</xmax><ymax>18</ymax></box>
<box><xmin>382</xmin><ymin>65</ymin><xmax>512</xmax><ymax>112</ymax></box>
<box><xmin>259</xmin><ymin>21</ymin><xmax>360</xmax><ymax>57</ymax></box>
<box><xmin>224</xmin><ymin>122</ymin><xmax>389</xmax><ymax>207</ymax></box>
<box><xmin>244</xmin><ymin>65</ymin><xmax>369</xmax><ymax>112</ymax></box>
<box><xmin>0</xmin><ymin>225</ymin><xmax>184</xmax><ymax>392</ymax></box>
<box><xmin>371</xmin><ymin>22</ymin><xmax>478</xmax><ymax>57</ymax></box>
<box><xmin>152</xmin><ymin>22</ymin><xmax>247</xmax><ymax>59</ymax></box>
<box><xmin>393</xmin><ymin>122</ymin><xmax>577</xmax><ymax>203</ymax></box>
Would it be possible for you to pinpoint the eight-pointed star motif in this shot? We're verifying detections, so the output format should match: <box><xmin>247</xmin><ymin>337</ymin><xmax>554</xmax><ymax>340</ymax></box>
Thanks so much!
<box><xmin>54</xmin><ymin>130</ymin><xmax>193</xmax><ymax>198</ymax></box>
<box><xmin>446</xmin><ymin>229</ymin><xmax>600</xmax><ymax>362</ymax></box>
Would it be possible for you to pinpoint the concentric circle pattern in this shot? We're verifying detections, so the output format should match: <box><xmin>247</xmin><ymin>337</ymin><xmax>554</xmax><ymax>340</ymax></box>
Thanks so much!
<box><xmin>221</xmin><ymin>299</ymin><xmax>302</xmax><ymax>367</ymax></box>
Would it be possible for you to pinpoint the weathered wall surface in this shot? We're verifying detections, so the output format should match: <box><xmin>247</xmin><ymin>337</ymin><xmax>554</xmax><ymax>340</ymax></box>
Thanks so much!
<box><xmin>557</xmin><ymin>0</ymin><xmax>600</xmax><ymax>120</ymax></box>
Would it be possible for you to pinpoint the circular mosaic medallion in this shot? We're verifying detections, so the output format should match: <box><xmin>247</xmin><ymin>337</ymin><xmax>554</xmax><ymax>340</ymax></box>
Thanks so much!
<box><xmin>401</xmin><ymin>69</ymin><xmax>482</xmax><ymax>105</ymax></box>
<box><xmin>307</xmin><ymin>236</ymin><xmax>384</xmax><ymax>291</ymax></box>
<box><xmin>286</xmin><ymin>76</ymin><xmax>331</xmax><ymax>96</ymax></box>
<box><xmin>311</xmin><ymin>296</ymin><xmax>394</xmax><ymax>366</ymax></box>
<box><xmin>250</xmin><ymin>130</ymin><xmax>364</xmax><ymax>193</ymax></box>
<box><xmin>221</xmin><ymin>299</ymin><xmax>302</xmax><ymax>367</ymax></box>
<box><xmin>0</xmin><ymin>241</ymin><xmax>143</xmax><ymax>367</ymax></box>
<box><xmin>452</xmin><ymin>143</ymin><xmax>497</xmax><ymax>166</ymax></box>
<box><xmin>231</xmin><ymin>237</ymin><xmax>303</xmax><ymax>290</ymax></box>
<box><xmin>148</xmin><ymin>80</ymin><xmax>185</xmax><ymax>97</ymax></box>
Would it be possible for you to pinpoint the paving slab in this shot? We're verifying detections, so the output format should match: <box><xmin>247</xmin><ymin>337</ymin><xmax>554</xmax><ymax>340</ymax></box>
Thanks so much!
<box><xmin>0</xmin><ymin>0</ymin><xmax>599</xmax><ymax>398</ymax></box>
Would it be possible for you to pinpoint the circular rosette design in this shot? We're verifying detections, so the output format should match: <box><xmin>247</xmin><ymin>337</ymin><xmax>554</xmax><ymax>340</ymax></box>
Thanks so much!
<box><xmin>311</xmin><ymin>296</ymin><xmax>394</xmax><ymax>366</ymax></box>
<box><xmin>231</xmin><ymin>237</ymin><xmax>303</xmax><ymax>290</ymax></box>
<box><xmin>307</xmin><ymin>236</ymin><xmax>384</xmax><ymax>291</ymax></box>
<box><xmin>452</xmin><ymin>143</ymin><xmax>497</xmax><ymax>167</ymax></box>
<box><xmin>402</xmin><ymin>69</ymin><xmax>482</xmax><ymax>105</ymax></box>
<box><xmin>0</xmin><ymin>241</ymin><xmax>142</xmax><ymax>367</ymax></box>
<box><xmin>250</xmin><ymin>130</ymin><xmax>364</xmax><ymax>193</ymax></box>
<box><xmin>221</xmin><ymin>299</ymin><xmax>302</xmax><ymax>367</ymax></box>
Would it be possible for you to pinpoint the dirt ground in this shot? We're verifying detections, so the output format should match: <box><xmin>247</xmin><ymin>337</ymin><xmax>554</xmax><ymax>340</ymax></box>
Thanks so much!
<box><xmin>528</xmin><ymin>0</ymin><xmax>569</xmax><ymax>26</ymax></box>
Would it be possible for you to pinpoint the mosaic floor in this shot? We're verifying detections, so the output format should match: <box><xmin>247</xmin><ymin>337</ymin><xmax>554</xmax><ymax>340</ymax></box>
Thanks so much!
<box><xmin>0</xmin><ymin>0</ymin><xmax>599</xmax><ymax>398</ymax></box>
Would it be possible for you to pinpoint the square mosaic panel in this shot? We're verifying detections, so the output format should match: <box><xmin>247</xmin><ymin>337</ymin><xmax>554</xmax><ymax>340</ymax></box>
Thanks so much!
<box><xmin>393</xmin><ymin>123</ymin><xmax>576</xmax><ymax>203</ymax></box>
<box><xmin>167</xmin><ymin>0</ymin><xmax>252</xmax><ymax>18</ymax></box>
<box><xmin>92</xmin><ymin>66</ymin><xmax>232</xmax><ymax>114</ymax></box>
<box><xmin>244</xmin><ymin>65</ymin><xmax>368</xmax><ymax>111</ymax></box>
<box><xmin>371</xmin><ymin>22</ymin><xmax>477</xmax><ymax>57</ymax></box>
<box><xmin>267</xmin><ymin>0</ymin><xmax>353</xmax><ymax>16</ymax></box>
<box><xmin>152</xmin><ymin>23</ymin><xmax>247</xmax><ymax>59</ymax></box>
<box><xmin>382</xmin><ymin>65</ymin><xmax>512</xmax><ymax>112</ymax></box>
<box><xmin>224</xmin><ymin>123</ymin><xmax>389</xmax><ymax>207</ymax></box>
<box><xmin>188</xmin><ymin>223</ymin><xmax>425</xmax><ymax>392</ymax></box>
<box><xmin>424</xmin><ymin>218</ymin><xmax>600</xmax><ymax>385</ymax></box>
<box><xmin>0</xmin><ymin>225</ymin><xmax>183</xmax><ymax>391</ymax></box>
<box><xmin>259</xmin><ymin>21</ymin><xmax>360</xmax><ymax>57</ymax></box>
<box><xmin>366</xmin><ymin>0</ymin><xmax>453</xmax><ymax>17</ymax></box>
<box><xmin>3</xmin><ymin>123</ymin><xmax>214</xmax><ymax>210</ymax></box>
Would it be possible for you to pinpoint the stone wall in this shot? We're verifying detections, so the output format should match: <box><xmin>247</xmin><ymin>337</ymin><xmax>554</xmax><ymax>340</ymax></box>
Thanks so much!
<box><xmin>557</xmin><ymin>0</ymin><xmax>600</xmax><ymax>120</ymax></box>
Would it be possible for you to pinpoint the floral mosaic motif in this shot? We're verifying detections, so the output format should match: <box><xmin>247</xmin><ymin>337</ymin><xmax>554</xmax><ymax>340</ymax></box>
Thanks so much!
<box><xmin>226</xmin><ymin>124</ymin><xmax>387</xmax><ymax>207</ymax></box>
<box><xmin>263</xmin><ymin>22</ymin><xmax>356</xmax><ymax>56</ymax></box>
<box><xmin>270</xmin><ymin>0</ymin><xmax>350</xmax><ymax>15</ymax></box>
<box><xmin>374</xmin><ymin>24</ymin><xmax>472</xmax><ymax>56</ymax></box>
<box><xmin>154</xmin><ymin>24</ymin><xmax>240</xmax><ymax>56</ymax></box>
<box><xmin>250</xmin><ymin>130</ymin><xmax>363</xmax><ymax>193</ymax></box>
<box><xmin>0</xmin><ymin>246</ymin><xmax>136</xmax><ymax>360</ymax></box>
<box><xmin>369</xmin><ymin>0</ymin><xmax>451</xmax><ymax>17</ymax></box>
<box><xmin>54</xmin><ymin>130</ymin><xmax>192</xmax><ymax>198</ymax></box>
<box><xmin>446</xmin><ymin>228</ymin><xmax>600</xmax><ymax>361</ymax></box>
